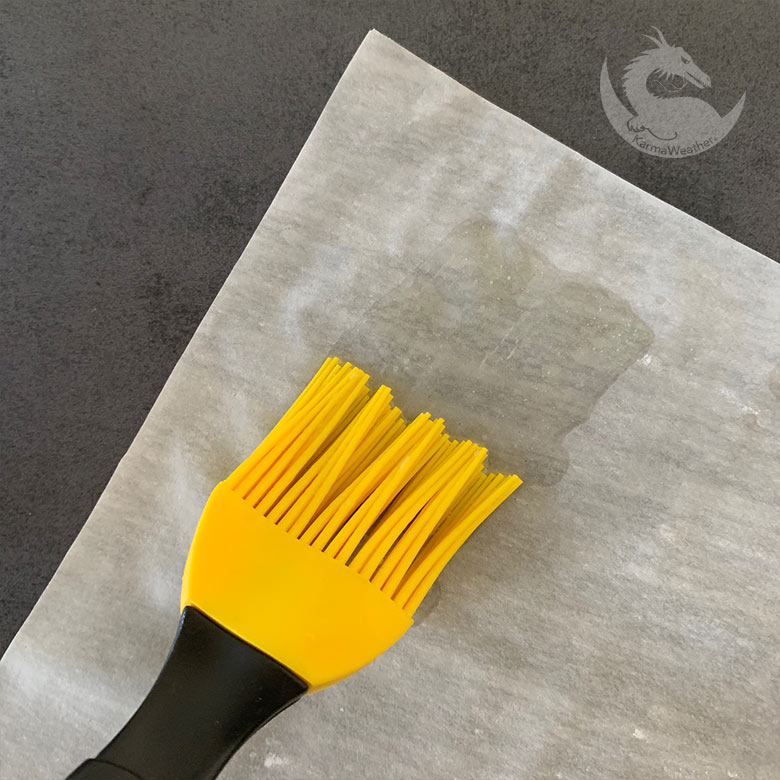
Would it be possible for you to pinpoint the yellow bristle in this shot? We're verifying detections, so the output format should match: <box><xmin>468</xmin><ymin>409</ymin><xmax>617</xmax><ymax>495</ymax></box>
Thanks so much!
<box><xmin>274</xmin><ymin>386</ymin><xmax>393</xmax><ymax>535</ymax></box>
<box><xmin>394</xmin><ymin>474</ymin><xmax>522</xmax><ymax>613</ymax></box>
<box><xmin>326</xmin><ymin>419</ymin><xmax>445</xmax><ymax>563</ymax></box>
<box><xmin>228</xmin><ymin>361</ymin><xmax>350</xmax><ymax>497</ymax></box>
<box><xmin>230</xmin><ymin>358</ymin><xmax>520</xmax><ymax>614</ymax></box>
<box><xmin>246</xmin><ymin>368</ymin><xmax>369</xmax><ymax>511</ymax></box>
<box><xmin>326</xmin><ymin>412</ymin><xmax>404</xmax><ymax>501</ymax></box>
<box><xmin>226</xmin><ymin>357</ymin><xmax>341</xmax><ymax>491</ymax></box>
<box><xmin>300</xmin><ymin>414</ymin><xmax>435</xmax><ymax>550</ymax></box>
<box><xmin>371</xmin><ymin>444</ymin><xmax>486</xmax><ymax>594</ymax></box>
<box><xmin>349</xmin><ymin>435</ymin><xmax>456</xmax><ymax>577</ymax></box>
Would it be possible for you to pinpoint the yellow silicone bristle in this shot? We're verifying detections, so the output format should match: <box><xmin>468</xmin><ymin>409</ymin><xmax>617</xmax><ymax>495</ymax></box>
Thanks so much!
<box><xmin>226</xmin><ymin>357</ymin><xmax>342</xmax><ymax>492</ymax></box>
<box><xmin>227</xmin><ymin>358</ymin><xmax>521</xmax><ymax>616</ymax></box>
<box><xmin>301</xmin><ymin>413</ymin><xmax>437</xmax><ymax>551</ymax></box>
<box><xmin>326</xmin><ymin>417</ymin><xmax>446</xmax><ymax>563</ymax></box>
<box><xmin>394</xmin><ymin>473</ymin><xmax>523</xmax><ymax>614</ymax></box>
<box><xmin>349</xmin><ymin>435</ymin><xmax>456</xmax><ymax>577</ymax></box>
<box><xmin>372</xmin><ymin>443</ymin><xmax>487</xmax><ymax>595</ymax></box>
<box><xmin>327</xmin><ymin>412</ymin><xmax>404</xmax><ymax>500</ymax></box>
<box><xmin>272</xmin><ymin>386</ymin><xmax>394</xmax><ymax>535</ymax></box>
<box><xmin>244</xmin><ymin>367</ymin><xmax>369</xmax><ymax>511</ymax></box>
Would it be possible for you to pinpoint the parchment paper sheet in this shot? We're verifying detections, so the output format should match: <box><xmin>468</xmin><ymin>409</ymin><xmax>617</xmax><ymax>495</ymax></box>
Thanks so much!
<box><xmin>2</xmin><ymin>31</ymin><xmax>779</xmax><ymax>780</ymax></box>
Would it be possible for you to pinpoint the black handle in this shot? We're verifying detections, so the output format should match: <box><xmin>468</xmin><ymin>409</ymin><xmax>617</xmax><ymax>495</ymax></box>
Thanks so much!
<box><xmin>67</xmin><ymin>607</ymin><xmax>308</xmax><ymax>780</ymax></box>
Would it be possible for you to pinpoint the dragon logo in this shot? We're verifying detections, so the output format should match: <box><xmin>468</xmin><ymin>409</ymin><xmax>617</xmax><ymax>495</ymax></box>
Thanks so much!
<box><xmin>600</xmin><ymin>27</ymin><xmax>745</xmax><ymax>157</ymax></box>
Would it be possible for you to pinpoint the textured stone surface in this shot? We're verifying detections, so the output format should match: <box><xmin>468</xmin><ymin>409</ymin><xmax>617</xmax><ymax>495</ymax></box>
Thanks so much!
<box><xmin>2</xmin><ymin>32</ymin><xmax>778</xmax><ymax>780</ymax></box>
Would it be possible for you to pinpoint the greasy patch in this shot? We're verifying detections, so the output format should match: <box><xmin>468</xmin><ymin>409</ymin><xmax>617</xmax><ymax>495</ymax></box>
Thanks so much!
<box><xmin>411</xmin><ymin>580</ymin><xmax>441</xmax><ymax>627</ymax></box>
<box><xmin>333</xmin><ymin>219</ymin><xmax>653</xmax><ymax>486</ymax></box>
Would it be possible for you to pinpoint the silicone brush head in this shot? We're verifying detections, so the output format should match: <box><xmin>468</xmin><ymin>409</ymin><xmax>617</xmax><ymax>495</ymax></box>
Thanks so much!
<box><xmin>181</xmin><ymin>358</ymin><xmax>521</xmax><ymax>690</ymax></box>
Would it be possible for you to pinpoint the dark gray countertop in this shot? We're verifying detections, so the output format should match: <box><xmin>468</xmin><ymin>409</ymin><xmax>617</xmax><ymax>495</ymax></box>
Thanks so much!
<box><xmin>2</xmin><ymin>0</ymin><xmax>778</xmax><ymax>654</ymax></box>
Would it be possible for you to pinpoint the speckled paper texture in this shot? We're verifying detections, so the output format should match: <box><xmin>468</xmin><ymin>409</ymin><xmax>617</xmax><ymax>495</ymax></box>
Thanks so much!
<box><xmin>2</xmin><ymin>31</ymin><xmax>779</xmax><ymax>780</ymax></box>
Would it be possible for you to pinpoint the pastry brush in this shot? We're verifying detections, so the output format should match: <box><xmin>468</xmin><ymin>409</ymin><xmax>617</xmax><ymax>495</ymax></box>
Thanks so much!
<box><xmin>68</xmin><ymin>357</ymin><xmax>521</xmax><ymax>780</ymax></box>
